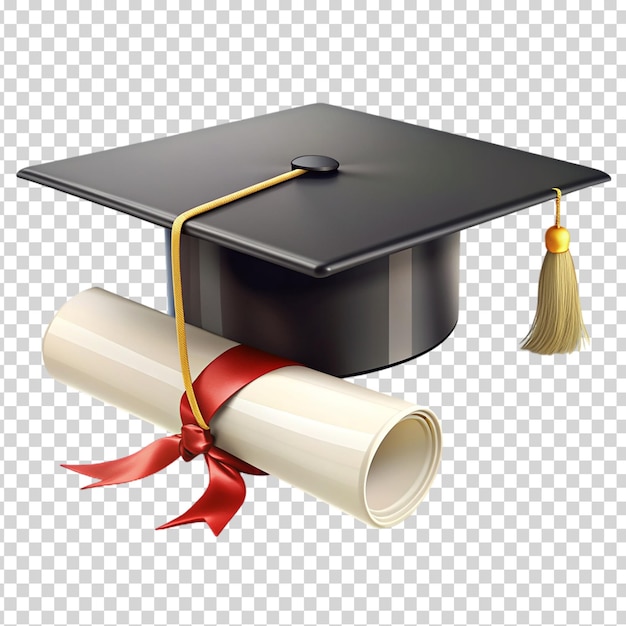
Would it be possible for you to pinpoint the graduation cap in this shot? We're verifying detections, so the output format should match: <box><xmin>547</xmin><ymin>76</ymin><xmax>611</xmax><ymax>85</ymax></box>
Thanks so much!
<box><xmin>18</xmin><ymin>103</ymin><xmax>610</xmax><ymax>377</ymax></box>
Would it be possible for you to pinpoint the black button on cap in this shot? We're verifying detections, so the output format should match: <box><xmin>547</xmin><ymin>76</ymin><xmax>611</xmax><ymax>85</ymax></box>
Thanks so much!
<box><xmin>291</xmin><ymin>155</ymin><xmax>340</xmax><ymax>172</ymax></box>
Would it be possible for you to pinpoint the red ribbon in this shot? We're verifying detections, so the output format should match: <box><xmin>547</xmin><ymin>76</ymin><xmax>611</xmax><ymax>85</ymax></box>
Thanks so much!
<box><xmin>62</xmin><ymin>344</ymin><xmax>298</xmax><ymax>535</ymax></box>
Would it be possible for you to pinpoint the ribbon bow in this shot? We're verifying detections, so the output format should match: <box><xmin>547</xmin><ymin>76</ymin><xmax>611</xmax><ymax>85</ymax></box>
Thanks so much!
<box><xmin>62</xmin><ymin>345</ymin><xmax>297</xmax><ymax>535</ymax></box>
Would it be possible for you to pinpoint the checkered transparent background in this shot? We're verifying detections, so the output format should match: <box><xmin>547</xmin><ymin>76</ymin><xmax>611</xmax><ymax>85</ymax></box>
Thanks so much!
<box><xmin>1</xmin><ymin>2</ymin><xmax>624</xmax><ymax>626</ymax></box>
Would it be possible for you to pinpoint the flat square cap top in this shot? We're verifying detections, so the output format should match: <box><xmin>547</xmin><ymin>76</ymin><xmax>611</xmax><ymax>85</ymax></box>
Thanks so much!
<box><xmin>18</xmin><ymin>103</ymin><xmax>609</xmax><ymax>276</ymax></box>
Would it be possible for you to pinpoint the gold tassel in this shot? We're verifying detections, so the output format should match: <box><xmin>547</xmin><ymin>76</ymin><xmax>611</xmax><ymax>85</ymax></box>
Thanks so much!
<box><xmin>521</xmin><ymin>187</ymin><xmax>589</xmax><ymax>354</ymax></box>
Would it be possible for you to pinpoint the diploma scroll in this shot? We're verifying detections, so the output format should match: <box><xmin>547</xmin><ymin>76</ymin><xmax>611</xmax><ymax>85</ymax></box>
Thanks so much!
<box><xmin>43</xmin><ymin>288</ymin><xmax>442</xmax><ymax>528</ymax></box>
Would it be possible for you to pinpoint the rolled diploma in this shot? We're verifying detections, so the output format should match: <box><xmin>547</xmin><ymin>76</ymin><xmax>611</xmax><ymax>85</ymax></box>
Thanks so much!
<box><xmin>43</xmin><ymin>288</ymin><xmax>442</xmax><ymax>528</ymax></box>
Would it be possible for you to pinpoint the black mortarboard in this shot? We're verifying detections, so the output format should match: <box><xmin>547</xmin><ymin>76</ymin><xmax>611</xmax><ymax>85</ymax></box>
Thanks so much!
<box><xmin>17</xmin><ymin>103</ymin><xmax>610</xmax><ymax>377</ymax></box>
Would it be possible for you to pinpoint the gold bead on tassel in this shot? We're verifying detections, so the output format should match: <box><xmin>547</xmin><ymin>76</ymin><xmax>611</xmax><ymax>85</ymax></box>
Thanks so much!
<box><xmin>520</xmin><ymin>187</ymin><xmax>589</xmax><ymax>354</ymax></box>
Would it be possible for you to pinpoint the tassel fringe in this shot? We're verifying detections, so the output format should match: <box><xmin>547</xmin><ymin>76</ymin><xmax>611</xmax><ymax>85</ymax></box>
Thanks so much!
<box><xmin>521</xmin><ymin>249</ymin><xmax>589</xmax><ymax>354</ymax></box>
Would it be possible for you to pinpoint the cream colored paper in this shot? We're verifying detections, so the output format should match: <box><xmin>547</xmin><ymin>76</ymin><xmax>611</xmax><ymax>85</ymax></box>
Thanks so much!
<box><xmin>43</xmin><ymin>288</ymin><xmax>442</xmax><ymax>528</ymax></box>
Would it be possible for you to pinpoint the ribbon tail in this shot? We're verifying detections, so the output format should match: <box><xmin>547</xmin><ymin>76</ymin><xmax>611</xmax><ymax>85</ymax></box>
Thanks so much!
<box><xmin>156</xmin><ymin>454</ymin><xmax>246</xmax><ymax>535</ymax></box>
<box><xmin>61</xmin><ymin>436</ymin><xmax>182</xmax><ymax>488</ymax></box>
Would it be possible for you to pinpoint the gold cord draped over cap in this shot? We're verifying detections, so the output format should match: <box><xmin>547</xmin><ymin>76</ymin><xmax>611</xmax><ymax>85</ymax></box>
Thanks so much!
<box><xmin>170</xmin><ymin>168</ymin><xmax>308</xmax><ymax>430</ymax></box>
